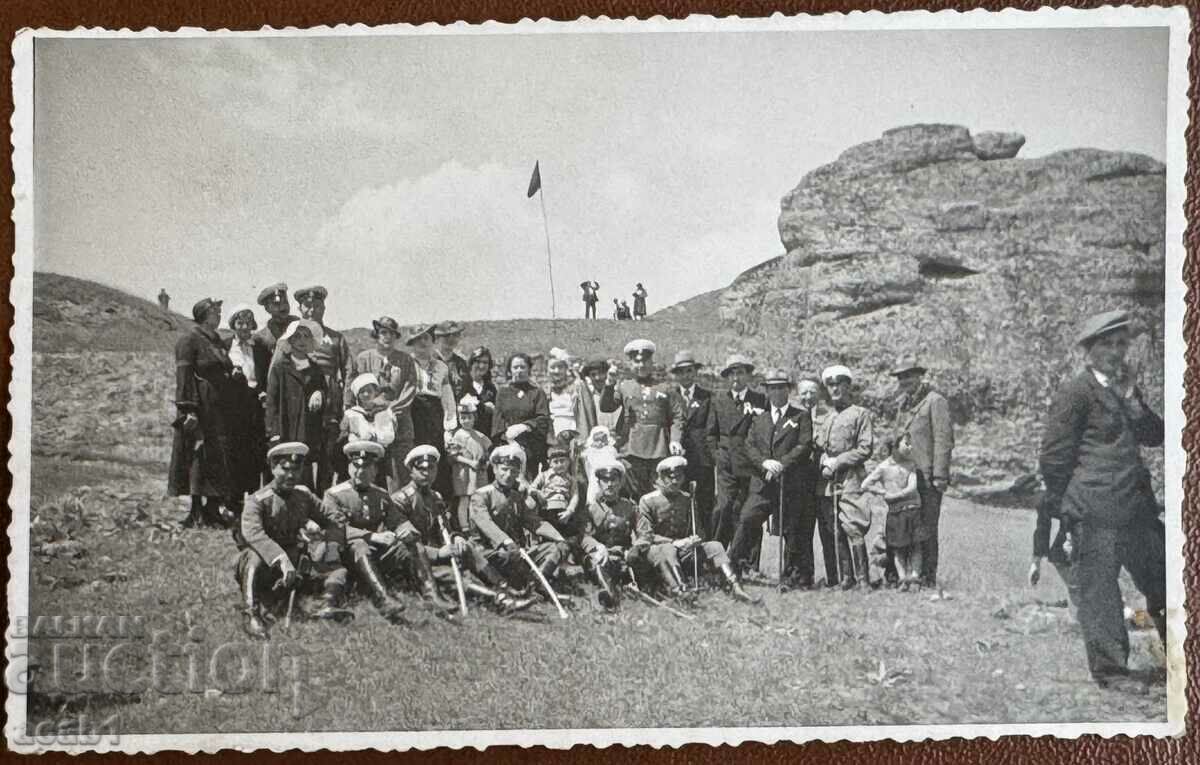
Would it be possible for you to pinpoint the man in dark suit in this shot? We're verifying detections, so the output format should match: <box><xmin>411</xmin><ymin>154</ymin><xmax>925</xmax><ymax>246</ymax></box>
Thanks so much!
<box><xmin>727</xmin><ymin>368</ymin><xmax>815</xmax><ymax>582</ymax></box>
<box><xmin>669</xmin><ymin>351</ymin><xmax>718</xmax><ymax>537</ymax></box>
<box><xmin>709</xmin><ymin>354</ymin><xmax>768</xmax><ymax>549</ymax></box>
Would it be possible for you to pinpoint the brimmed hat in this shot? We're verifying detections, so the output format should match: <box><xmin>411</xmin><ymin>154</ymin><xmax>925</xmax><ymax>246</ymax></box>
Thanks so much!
<box><xmin>226</xmin><ymin>304</ymin><xmax>256</xmax><ymax>330</ymax></box>
<box><xmin>191</xmin><ymin>297</ymin><xmax>222</xmax><ymax>323</ymax></box>
<box><xmin>370</xmin><ymin>316</ymin><xmax>401</xmax><ymax>339</ymax></box>
<box><xmin>548</xmin><ymin>347</ymin><xmax>571</xmax><ymax>364</ymax></box>
<box><xmin>404</xmin><ymin>444</ymin><xmax>441</xmax><ymax>468</ymax></box>
<box><xmin>344</xmin><ymin>440</ymin><xmax>385</xmax><ymax>463</ymax></box>
<box><xmin>1076</xmin><ymin>309</ymin><xmax>1132</xmax><ymax>347</ymax></box>
<box><xmin>720</xmin><ymin>354</ymin><xmax>755</xmax><ymax>378</ymax></box>
<box><xmin>434</xmin><ymin>320</ymin><xmax>465</xmax><ymax>337</ymax></box>
<box><xmin>489</xmin><ymin>443</ymin><xmax>526</xmax><ymax>468</ymax></box>
<box><xmin>256</xmin><ymin>282</ymin><xmax>288</xmax><ymax>306</ymax></box>
<box><xmin>822</xmin><ymin>365</ymin><xmax>853</xmax><ymax>384</ymax></box>
<box><xmin>294</xmin><ymin>285</ymin><xmax>328</xmax><ymax>303</ymax></box>
<box><xmin>623</xmin><ymin>339</ymin><xmax>656</xmax><ymax>359</ymax></box>
<box><xmin>669</xmin><ymin>350</ymin><xmax>703</xmax><ymax>372</ymax></box>
<box><xmin>405</xmin><ymin>323</ymin><xmax>435</xmax><ymax>345</ymax></box>
<box><xmin>267</xmin><ymin>441</ymin><xmax>308</xmax><ymax>465</ymax></box>
<box><xmin>581</xmin><ymin>358</ymin><xmax>609</xmax><ymax>376</ymax></box>
<box><xmin>762</xmin><ymin>367</ymin><xmax>792</xmax><ymax>386</ymax></box>
<box><xmin>889</xmin><ymin>356</ymin><xmax>926</xmax><ymax>378</ymax></box>
<box><xmin>280</xmin><ymin>319</ymin><xmax>324</xmax><ymax>347</ymax></box>
<box><xmin>349</xmin><ymin>373</ymin><xmax>380</xmax><ymax>399</ymax></box>
<box><xmin>467</xmin><ymin>346</ymin><xmax>494</xmax><ymax>366</ymax></box>
<box><xmin>656</xmin><ymin>455</ymin><xmax>688</xmax><ymax>473</ymax></box>
<box><xmin>458</xmin><ymin>394</ymin><xmax>480</xmax><ymax>413</ymax></box>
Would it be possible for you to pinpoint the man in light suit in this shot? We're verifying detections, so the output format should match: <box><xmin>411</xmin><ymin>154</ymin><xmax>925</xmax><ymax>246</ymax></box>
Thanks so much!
<box><xmin>726</xmin><ymin>368</ymin><xmax>815</xmax><ymax>581</ymax></box>
<box><xmin>891</xmin><ymin>357</ymin><xmax>954</xmax><ymax>587</ymax></box>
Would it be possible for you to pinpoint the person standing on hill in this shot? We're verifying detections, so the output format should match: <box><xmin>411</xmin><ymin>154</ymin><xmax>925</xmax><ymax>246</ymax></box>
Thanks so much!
<box><xmin>815</xmin><ymin>365</ymin><xmax>874</xmax><ymax>589</ymax></box>
<box><xmin>1035</xmin><ymin>309</ymin><xmax>1166</xmax><ymax>695</ymax></box>
<box><xmin>599</xmin><ymin>339</ymin><xmax>686</xmax><ymax>499</ymax></box>
<box><xmin>890</xmin><ymin>357</ymin><xmax>954</xmax><ymax>587</ymax></box>
<box><xmin>292</xmin><ymin>285</ymin><xmax>352</xmax><ymax>492</ymax></box>
<box><xmin>169</xmin><ymin>297</ymin><xmax>238</xmax><ymax>528</ymax></box>
<box><xmin>709</xmin><ymin>354</ymin><xmax>767</xmax><ymax>548</ymax></box>
<box><xmin>347</xmin><ymin>316</ymin><xmax>419</xmax><ymax>491</ymax></box>
<box><xmin>669</xmin><ymin>351</ymin><xmax>717</xmax><ymax>537</ymax></box>
<box><xmin>157</xmin><ymin>288</ymin><xmax>170</xmax><ymax>312</ymax></box>
<box><xmin>580</xmin><ymin>280</ymin><xmax>600</xmax><ymax>319</ymax></box>
<box><xmin>253</xmin><ymin>282</ymin><xmax>298</xmax><ymax>355</ymax></box>
<box><xmin>434</xmin><ymin>321</ymin><xmax>471</xmax><ymax>403</ymax></box>
<box><xmin>632</xmin><ymin>283</ymin><xmax>648</xmax><ymax>320</ymax></box>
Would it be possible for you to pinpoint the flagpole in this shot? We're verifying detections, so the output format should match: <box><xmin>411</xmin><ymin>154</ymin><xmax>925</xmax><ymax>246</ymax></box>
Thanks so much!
<box><xmin>537</xmin><ymin>185</ymin><xmax>557</xmax><ymax>320</ymax></box>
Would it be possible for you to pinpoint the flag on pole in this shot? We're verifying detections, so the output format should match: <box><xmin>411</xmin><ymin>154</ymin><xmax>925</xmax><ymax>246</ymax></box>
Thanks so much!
<box><xmin>526</xmin><ymin>161</ymin><xmax>541</xmax><ymax>198</ymax></box>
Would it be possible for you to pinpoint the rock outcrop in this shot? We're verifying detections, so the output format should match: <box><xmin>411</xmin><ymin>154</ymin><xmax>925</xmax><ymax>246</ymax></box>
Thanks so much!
<box><xmin>719</xmin><ymin>124</ymin><xmax>1166</xmax><ymax>494</ymax></box>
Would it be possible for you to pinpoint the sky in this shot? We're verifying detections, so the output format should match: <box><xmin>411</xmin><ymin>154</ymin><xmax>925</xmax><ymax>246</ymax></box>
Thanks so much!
<box><xmin>32</xmin><ymin>25</ymin><xmax>1169</xmax><ymax>329</ymax></box>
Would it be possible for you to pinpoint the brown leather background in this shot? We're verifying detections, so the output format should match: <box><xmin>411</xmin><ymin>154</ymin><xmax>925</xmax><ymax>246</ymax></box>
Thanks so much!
<box><xmin>0</xmin><ymin>0</ymin><xmax>1196</xmax><ymax>761</ymax></box>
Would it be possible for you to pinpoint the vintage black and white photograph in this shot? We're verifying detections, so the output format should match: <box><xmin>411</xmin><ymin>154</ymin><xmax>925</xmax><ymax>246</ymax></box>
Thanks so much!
<box><xmin>6</xmin><ymin>7</ymin><xmax>1190</xmax><ymax>752</ymax></box>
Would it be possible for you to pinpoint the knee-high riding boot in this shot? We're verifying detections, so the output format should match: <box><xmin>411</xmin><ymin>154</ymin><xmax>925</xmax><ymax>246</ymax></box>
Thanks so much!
<box><xmin>240</xmin><ymin>557</ymin><xmax>269</xmax><ymax>640</ymax></box>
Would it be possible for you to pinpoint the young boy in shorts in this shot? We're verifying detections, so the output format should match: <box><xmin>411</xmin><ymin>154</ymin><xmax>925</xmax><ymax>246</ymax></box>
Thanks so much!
<box><xmin>862</xmin><ymin>433</ymin><xmax>925</xmax><ymax>590</ymax></box>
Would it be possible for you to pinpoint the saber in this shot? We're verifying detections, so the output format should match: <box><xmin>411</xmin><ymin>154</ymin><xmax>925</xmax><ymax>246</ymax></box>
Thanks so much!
<box><xmin>518</xmin><ymin>548</ymin><xmax>569</xmax><ymax>620</ymax></box>
<box><xmin>436</xmin><ymin>514</ymin><xmax>469</xmax><ymax>617</ymax></box>
<box><xmin>689</xmin><ymin>480</ymin><xmax>700</xmax><ymax>589</ymax></box>
<box><xmin>284</xmin><ymin>585</ymin><xmax>297</xmax><ymax>631</ymax></box>
<box><xmin>831</xmin><ymin>475</ymin><xmax>843</xmax><ymax>587</ymax></box>
<box><xmin>624</xmin><ymin>571</ymin><xmax>695</xmax><ymax>621</ymax></box>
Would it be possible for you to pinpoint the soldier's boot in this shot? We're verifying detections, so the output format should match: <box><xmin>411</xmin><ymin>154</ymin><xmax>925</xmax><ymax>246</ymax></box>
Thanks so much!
<box><xmin>533</xmin><ymin>559</ymin><xmax>574</xmax><ymax>608</ymax></box>
<box><xmin>465</xmin><ymin>581</ymin><xmax>539</xmax><ymax>615</ymax></box>
<box><xmin>665</xmin><ymin>563</ymin><xmax>698</xmax><ymax>605</ymax></box>
<box><xmin>314</xmin><ymin>580</ymin><xmax>354</xmax><ymax>623</ymax></box>
<box><xmin>590</xmin><ymin>563</ymin><xmax>619</xmax><ymax>610</ymax></box>
<box><xmin>839</xmin><ymin>547</ymin><xmax>858</xmax><ymax>590</ymax></box>
<box><xmin>412</xmin><ymin>550</ymin><xmax>459</xmax><ymax>615</ymax></box>
<box><xmin>850</xmin><ymin>543</ymin><xmax>871</xmax><ymax>590</ymax></box>
<box><xmin>239</xmin><ymin>559</ymin><xmax>269</xmax><ymax>640</ymax></box>
<box><xmin>354</xmin><ymin>556</ymin><xmax>409</xmax><ymax>625</ymax></box>
<box><xmin>721</xmin><ymin>562</ymin><xmax>762</xmax><ymax>605</ymax></box>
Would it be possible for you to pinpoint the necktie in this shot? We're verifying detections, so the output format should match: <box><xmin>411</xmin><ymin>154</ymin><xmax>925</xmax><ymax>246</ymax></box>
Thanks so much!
<box><xmin>773</xmin><ymin>408</ymin><xmax>781</xmax><ymax>425</ymax></box>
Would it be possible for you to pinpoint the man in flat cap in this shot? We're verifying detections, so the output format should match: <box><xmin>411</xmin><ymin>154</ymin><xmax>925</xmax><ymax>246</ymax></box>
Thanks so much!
<box><xmin>890</xmin><ymin>356</ymin><xmax>954</xmax><ymax>587</ymax></box>
<box><xmin>729</xmin><ymin>368</ymin><xmax>816</xmax><ymax>587</ymax></box>
<box><xmin>235</xmin><ymin>442</ymin><xmax>352</xmax><ymax>639</ymax></box>
<box><xmin>816</xmin><ymin>365</ymin><xmax>875</xmax><ymax>589</ymax></box>
<box><xmin>434</xmin><ymin>321</ymin><xmax>471</xmax><ymax>404</ymax></box>
<box><xmin>319</xmin><ymin>440</ymin><xmax>410</xmax><ymax>624</ymax></box>
<box><xmin>1035</xmin><ymin>309</ymin><xmax>1165</xmax><ymax>694</ymax></box>
<box><xmin>636</xmin><ymin>456</ymin><xmax>759</xmax><ymax>603</ymax></box>
<box><xmin>709</xmin><ymin>354</ymin><xmax>768</xmax><ymax>548</ymax></box>
<box><xmin>468</xmin><ymin>444</ymin><xmax>571</xmax><ymax>601</ymax></box>
<box><xmin>669</xmin><ymin>350</ymin><xmax>718</xmax><ymax>539</ymax></box>
<box><xmin>600</xmin><ymin>339</ymin><xmax>686</xmax><ymax>499</ymax></box>
<box><xmin>253</xmin><ymin>282</ymin><xmax>298</xmax><ymax>355</ymax></box>
<box><xmin>290</xmin><ymin>285</ymin><xmax>354</xmax><ymax>492</ymax></box>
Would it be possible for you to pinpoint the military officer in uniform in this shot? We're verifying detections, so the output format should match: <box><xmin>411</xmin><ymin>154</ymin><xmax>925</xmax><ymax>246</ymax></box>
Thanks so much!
<box><xmin>253</xmin><ymin>282</ymin><xmax>298</xmax><ymax>355</ymax></box>
<box><xmin>235</xmin><ymin>442</ymin><xmax>352</xmax><ymax>639</ymax></box>
<box><xmin>709</xmin><ymin>354</ymin><xmax>768</xmax><ymax>548</ymax></box>
<box><xmin>636</xmin><ymin>456</ymin><xmax>759</xmax><ymax>603</ymax></box>
<box><xmin>582</xmin><ymin>460</ymin><xmax>637</xmax><ymax>598</ymax></box>
<box><xmin>387</xmin><ymin>445</ymin><xmax>538</xmax><ymax>615</ymax></box>
<box><xmin>1035</xmin><ymin>309</ymin><xmax>1166</xmax><ymax>694</ymax></box>
<box><xmin>468</xmin><ymin>444</ymin><xmax>571</xmax><ymax>598</ymax></box>
<box><xmin>290</xmin><ymin>285</ymin><xmax>354</xmax><ymax>491</ymax></box>
<box><xmin>319</xmin><ymin>440</ymin><xmax>410</xmax><ymax>624</ymax></box>
<box><xmin>599</xmin><ymin>339</ymin><xmax>686</xmax><ymax>499</ymax></box>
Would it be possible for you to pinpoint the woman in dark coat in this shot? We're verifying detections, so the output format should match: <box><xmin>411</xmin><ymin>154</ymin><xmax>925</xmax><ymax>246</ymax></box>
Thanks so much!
<box><xmin>463</xmin><ymin>346</ymin><xmax>498</xmax><ymax>437</ymax></box>
<box><xmin>223</xmin><ymin>305</ymin><xmax>271</xmax><ymax>494</ymax></box>
<box><xmin>265</xmin><ymin>319</ymin><xmax>328</xmax><ymax>490</ymax></box>
<box><xmin>492</xmin><ymin>352</ymin><xmax>551</xmax><ymax>480</ymax></box>
<box><xmin>632</xmin><ymin>283</ymin><xmax>648</xmax><ymax>320</ymax></box>
<box><xmin>168</xmin><ymin>297</ymin><xmax>238</xmax><ymax>528</ymax></box>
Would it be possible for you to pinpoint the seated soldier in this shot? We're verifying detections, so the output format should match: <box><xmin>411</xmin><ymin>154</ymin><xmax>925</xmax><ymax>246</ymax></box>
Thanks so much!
<box><xmin>320</xmin><ymin>440</ymin><xmax>409</xmax><ymax>624</ymax></box>
<box><xmin>388</xmin><ymin>445</ymin><xmax>538</xmax><ymax>615</ymax></box>
<box><xmin>636</xmin><ymin>456</ymin><xmax>761</xmax><ymax>604</ymax></box>
<box><xmin>530</xmin><ymin>445</ymin><xmax>613</xmax><ymax>602</ymax></box>
<box><xmin>580</xmin><ymin>459</ymin><xmax>641</xmax><ymax>608</ymax></box>
<box><xmin>236</xmin><ymin>442</ymin><xmax>353</xmax><ymax>639</ymax></box>
<box><xmin>469</xmin><ymin>444</ymin><xmax>572</xmax><ymax>604</ymax></box>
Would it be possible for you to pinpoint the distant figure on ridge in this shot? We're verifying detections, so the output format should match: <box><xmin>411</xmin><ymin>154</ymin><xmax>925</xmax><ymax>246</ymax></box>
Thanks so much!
<box><xmin>615</xmin><ymin>300</ymin><xmax>632</xmax><ymax>321</ymax></box>
<box><xmin>632</xmin><ymin>283</ymin><xmax>648</xmax><ymax>320</ymax></box>
<box><xmin>158</xmin><ymin>288</ymin><xmax>170</xmax><ymax>312</ymax></box>
<box><xmin>580</xmin><ymin>280</ymin><xmax>600</xmax><ymax>319</ymax></box>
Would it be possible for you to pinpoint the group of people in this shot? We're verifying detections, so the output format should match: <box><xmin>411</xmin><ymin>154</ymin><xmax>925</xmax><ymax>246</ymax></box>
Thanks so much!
<box><xmin>579</xmin><ymin>280</ymin><xmax>648</xmax><ymax>320</ymax></box>
<box><xmin>168</xmin><ymin>287</ymin><xmax>1167</xmax><ymax>693</ymax></box>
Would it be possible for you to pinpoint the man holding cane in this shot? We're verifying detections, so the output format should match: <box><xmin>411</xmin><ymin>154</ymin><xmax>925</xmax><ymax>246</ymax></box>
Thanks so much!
<box><xmin>815</xmin><ymin>365</ymin><xmax>874</xmax><ymax>589</ymax></box>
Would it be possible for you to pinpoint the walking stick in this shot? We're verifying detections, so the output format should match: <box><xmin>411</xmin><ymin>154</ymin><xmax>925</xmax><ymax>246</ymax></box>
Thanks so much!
<box><xmin>436</xmin><ymin>514</ymin><xmax>469</xmax><ymax>617</ymax></box>
<box><xmin>689</xmin><ymin>480</ymin><xmax>700</xmax><ymax>589</ymax></box>
<box><xmin>518</xmin><ymin>548</ymin><xmax>569</xmax><ymax>620</ymax></box>
<box><xmin>777</xmin><ymin>481</ymin><xmax>786</xmax><ymax>588</ymax></box>
<box><xmin>831</xmin><ymin>476</ymin><xmax>843</xmax><ymax>586</ymax></box>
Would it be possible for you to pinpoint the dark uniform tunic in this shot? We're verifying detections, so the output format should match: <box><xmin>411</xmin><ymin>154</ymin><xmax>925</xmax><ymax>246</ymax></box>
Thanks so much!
<box><xmin>600</xmin><ymin>378</ymin><xmax>686</xmax><ymax>499</ymax></box>
<box><xmin>321</xmin><ymin>480</ymin><xmax>396</xmax><ymax>563</ymax></box>
<box><xmin>468</xmin><ymin>482</ymin><xmax>566</xmax><ymax>583</ymax></box>
<box><xmin>168</xmin><ymin>324</ymin><xmax>238</xmax><ymax>499</ymax></box>
<box><xmin>1039</xmin><ymin>368</ymin><xmax>1166</xmax><ymax>681</ymax></box>
<box><xmin>636</xmin><ymin>483</ymin><xmax>729</xmax><ymax>576</ymax></box>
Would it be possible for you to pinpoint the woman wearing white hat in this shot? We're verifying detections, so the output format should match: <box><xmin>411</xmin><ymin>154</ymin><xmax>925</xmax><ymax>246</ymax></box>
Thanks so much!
<box><xmin>265</xmin><ymin>319</ymin><xmax>329</xmax><ymax>489</ymax></box>
<box><xmin>340</xmin><ymin>373</ymin><xmax>398</xmax><ymax>488</ymax></box>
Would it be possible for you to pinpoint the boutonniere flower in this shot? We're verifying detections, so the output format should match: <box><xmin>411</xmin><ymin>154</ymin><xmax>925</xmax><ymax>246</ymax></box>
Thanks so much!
<box><xmin>784</xmin><ymin>418</ymin><xmax>797</xmax><ymax>429</ymax></box>
<box><xmin>749</xmin><ymin>405</ymin><xmax>765</xmax><ymax>416</ymax></box>
<box><xmin>689</xmin><ymin>400</ymin><xmax>700</xmax><ymax>409</ymax></box>
<box><xmin>656</xmin><ymin>391</ymin><xmax>667</xmax><ymax>399</ymax></box>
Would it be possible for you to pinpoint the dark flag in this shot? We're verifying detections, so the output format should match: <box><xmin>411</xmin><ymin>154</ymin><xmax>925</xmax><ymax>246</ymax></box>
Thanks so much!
<box><xmin>527</xmin><ymin>161</ymin><xmax>541</xmax><ymax>198</ymax></box>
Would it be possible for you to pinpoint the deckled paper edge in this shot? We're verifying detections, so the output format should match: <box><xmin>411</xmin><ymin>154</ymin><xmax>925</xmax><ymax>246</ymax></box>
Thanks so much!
<box><xmin>5</xmin><ymin>5</ymin><xmax>1191</xmax><ymax>753</ymax></box>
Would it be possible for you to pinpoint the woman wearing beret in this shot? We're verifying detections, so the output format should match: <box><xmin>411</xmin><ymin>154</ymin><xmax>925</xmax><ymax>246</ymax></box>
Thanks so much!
<box><xmin>168</xmin><ymin>298</ymin><xmax>239</xmax><ymax>528</ymax></box>
<box><xmin>346</xmin><ymin>316</ymin><xmax>419</xmax><ymax>490</ymax></box>
<box><xmin>493</xmin><ymin>352</ymin><xmax>551</xmax><ymax>480</ymax></box>
<box><xmin>223</xmin><ymin>305</ymin><xmax>271</xmax><ymax>493</ymax></box>
<box><xmin>1034</xmin><ymin>309</ymin><xmax>1166</xmax><ymax>695</ymax></box>
<box><xmin>265</xmin><ymin>320</ymin><xmax>329</xmax><ymax>490</ymax></box>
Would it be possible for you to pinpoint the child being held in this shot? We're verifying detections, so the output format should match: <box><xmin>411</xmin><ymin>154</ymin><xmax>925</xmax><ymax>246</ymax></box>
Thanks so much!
<box><xmin>861</xmin><ymin>433</ymin><xmax>926</xmax><ymax>591</ymax></box>
<box><xmin>579</xmin><ymin>425</ymin><xmax>620</xmax><ymax>505</ymax></box>
<box><xmin>531</xmin><ymin>444</ymin><xmax>581</xmax><ymax>535</ymax></box>
<box><xmin>446</xmin><ymin>395</ymin><xmax>492</xmax><ymax>532</ymax></box>
<box><xmin>340</xmin><ymin>373</ymin><xmax>397</xmax><ymax>487</ymax></box>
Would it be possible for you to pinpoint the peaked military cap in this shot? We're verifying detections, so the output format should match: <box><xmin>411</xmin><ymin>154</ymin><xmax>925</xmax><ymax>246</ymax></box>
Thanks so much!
<box><xmin>256</xmin><ymin>282</ymin><xmax>288</xmax><ymax>306</ymax></box>
<box><xmin>656</xmin><ymin>455</ymin><xmax>688</xmax><ymax>473</ymax></box>
<box><xmin>623</xmin><ymin>338</ymin><xmax>656</xmax><ymax>358</ymax></box>
<box><xmin>822</xmin><ymin>364</ymin><xmax>853</xmax><ymax>384</ymax></box>
<box><xmin>191</xmin><ymin>297</ymin><xmax>222</xmax><ymax>323</ymax></box>
<box><xmin>404</xmin><ymin>444</ymin><xmax>441</xmax><ymax>468</ymax></box>
<box><xmin>294</xmin><ymin>285</ymin><xmax>328</xmax><ymax>303</ymax></box>
<box><xmin>344</xmin><ymin>440</ymin><xmax>385</xmax><ymax>463</ymax></box>
<box><xmin>267</xmin><ymin>441</ymin><xmax>309</xmax><ymax>464</ymax></box>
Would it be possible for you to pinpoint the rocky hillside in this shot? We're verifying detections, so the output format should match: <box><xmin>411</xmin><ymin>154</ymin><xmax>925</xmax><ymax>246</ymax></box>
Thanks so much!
<box><xmin>718</xmin><ymin>124</ymin><xmax>1166</xmax><ymax>497</ymax></box>
<box><xmin>33</xmin><ymin>273</ymin><xmax>190</xmax><ymax>353</ymax></box>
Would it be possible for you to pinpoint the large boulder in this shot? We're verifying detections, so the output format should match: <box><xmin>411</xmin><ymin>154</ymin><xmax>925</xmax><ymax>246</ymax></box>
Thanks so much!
<box><xmin>718</xmin><ymin>124</ymin><xmax>1166</xmax><ymax>494</ymax></box>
